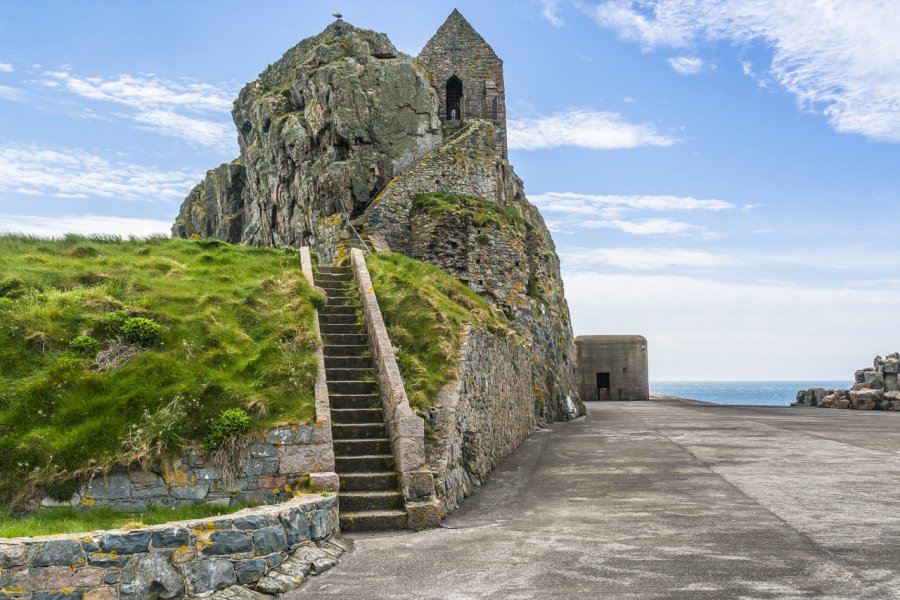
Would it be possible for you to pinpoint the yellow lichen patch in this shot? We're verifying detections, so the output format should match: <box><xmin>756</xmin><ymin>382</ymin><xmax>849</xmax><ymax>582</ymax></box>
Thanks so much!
<box><xmin>79</xmin><ymin>495</ymin><xmax>95</xmax><ymax>507</ymax></box>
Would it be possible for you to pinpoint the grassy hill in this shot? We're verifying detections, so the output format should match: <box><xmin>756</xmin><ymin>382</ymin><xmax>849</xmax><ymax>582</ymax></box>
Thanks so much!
<box><xmin>0</xmin><ymin>235</ymin><xmax>322</xmax><ymax>506</ymax></box>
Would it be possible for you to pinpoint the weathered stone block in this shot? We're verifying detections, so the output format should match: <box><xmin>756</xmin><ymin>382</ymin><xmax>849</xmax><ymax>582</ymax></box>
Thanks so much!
<box><xmin>279</xmin><ymin>508</ymin><xmax>311</xmax><ymax>546</ymax></box>
<box><xmin>309</xmin><ymin>471</ymin><xmax>339</xmax><ymax>492</ymax></box>
<box><xmin>118</xmin><ymin>554</ymin><xmax>183</xmax><ymax>600</ymax></box>
<box><xmin>257</xmin><ymin>475</ymin><xmax>287</xmax><ymax>490</ymax></box>
<box><xmin>405</xmin><ymin>499</ymin><xmax>442</xmax><ymax>530</ymax></box>
<box><xmin>151</xmin><ymin>527</ymin><xmax>192</xmax><ymax>549</ymax></box>
<box><xmin>169</xmin><ymin>484</ymin><xmax>210</xmax><ymax>500</ymax></box>
<box><xmin>249</xmin><ymin>443</ymin><xmax>278</xmax><ymax>458</ymax></box>
<box><xmin>0</xmin><ymin>542</ymin><xmax>31</xmax><ymax>568</ymax></box>
<box><xmin>310</xmin><ymin>509</ymin><xmax>333</xmax><ymax>541</ymax></box>
<box><xmin>82</xmin><ymin>474</ymin><xmax>132</xmax><ymax>501</ymax></box>
<box><xmin>205</xmin><ymin>531</ymin><xmax>253</xmax><ymax>555</ymax></box>
<box><xmin>234</xmin><ymin>557</ymin><xmax>268</xmax><ymax>584</ymax></box>
<box><xmin>32</xmin><ymin>540</ymin><xmax>84</xmax><ymax>567</ymax></box>
<box><xmin>184</xmin><ymin>558</ymin><xmax>236</xmax><ymax>594</ymax></box>
<box><xmin>242</xmin><ymin>458</ymin><xmax>279</xmax><ymax>477</ymax></box>
<box><xmin>100</xmin><ymin>532</ymin><xmax>152</xmax><ymax>555</ymax></box>
<box><xmin>253</xmin><ymin>527</ymin><xmax>288</xmax><ymax>555</ymax></box>
<box><xmin>194</xmin><ymin>466</ymin><xmax>224</xmax><ymax>481</ymax></box>
<box><xmin>232</xmin><ymin>514</ymin><xmax>277</xmax><ymax>531</ymax></box>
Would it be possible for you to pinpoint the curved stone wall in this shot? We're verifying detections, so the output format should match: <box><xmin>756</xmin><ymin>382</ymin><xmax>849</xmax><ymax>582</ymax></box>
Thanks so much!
<box><xmin>0</xmin><ymin>495</ymin><xmax>344</xmax><ymax>599</ymax></box>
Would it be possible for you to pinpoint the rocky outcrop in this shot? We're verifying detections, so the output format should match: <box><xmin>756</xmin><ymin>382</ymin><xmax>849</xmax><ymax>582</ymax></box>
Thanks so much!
<box><xmin>173</xmin><ymin>20</ymin><xmax>441</xmax><ymax>250</ymax></box>
<box><xmin>795</xmin><ymin>353</ymin><xmax>900</xmax><ymax>410</ymax></box>
<box><xmin>363</xmin><ymin>120</ymin><xmax>583</xmax><ymax>424</ymax></box>
<box><xmin>172</xmin><ymin>15</ymin><xmax>584</xmax><ymax>516</ymax></box>
<box><xmin>172</xmin><ymin>160</ymin><xmax>247</xmax><ymax>241</ymax></box>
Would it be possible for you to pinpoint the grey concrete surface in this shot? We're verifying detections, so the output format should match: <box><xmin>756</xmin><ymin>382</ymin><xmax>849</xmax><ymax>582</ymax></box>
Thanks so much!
<box><xmin>288</xmin><ymin>399</ymin><xmax>900</xmax><ymax>599</ymax></box>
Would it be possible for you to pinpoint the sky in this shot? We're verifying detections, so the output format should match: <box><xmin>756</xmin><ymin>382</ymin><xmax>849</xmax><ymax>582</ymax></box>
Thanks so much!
<box><xmin>1</xmin><ymin>0</ymin><xmax>899</xmax><ymax>381</ymax></box>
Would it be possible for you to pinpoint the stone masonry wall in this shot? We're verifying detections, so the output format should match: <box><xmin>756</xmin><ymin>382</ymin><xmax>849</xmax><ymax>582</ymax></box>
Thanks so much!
<box><xmin>57</xmin><ymin>423</ymin><xmax>336</xmax><ymax>512</ymax></box>
<box><xmin>796</xmin><ymin>352</ymin><xmax>900</xmax><ymax>410</ymax></box>
<box><xmin>426</xmin><ymin>326</ymin><xmax>536</xmax><ymax>514</ymax></box>
<box><xmin>0</xmin><ymin>495</ymin><xmax>343</xmax><ymax>599</ymax></box>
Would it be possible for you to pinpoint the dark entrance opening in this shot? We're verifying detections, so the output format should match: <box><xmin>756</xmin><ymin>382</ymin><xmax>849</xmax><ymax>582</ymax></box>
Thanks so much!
<box><xmin>596</xmin><ymin>372</ymin><xmax>611</xmax><ymax>401</ymax></box>
<box><xmin>446</xmin><ymin>76</ymin><xmax>462</xmax><ymax>120</ymax></box>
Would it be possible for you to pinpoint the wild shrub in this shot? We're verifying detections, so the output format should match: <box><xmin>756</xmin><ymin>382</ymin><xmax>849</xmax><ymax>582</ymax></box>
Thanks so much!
<box><xmin>120</xmin><ymin>317</ymin><xmax>162</xmax><ymax>346</ymax></box>
<box><xmin>68</xmin><ymin>335</ymin><xmax>100</xmax><ymax>356</ymax></box>
<box><xmin>204</xmin><ymin>408</ymin><xmax>252</xmax><ymax>452</ymax></box>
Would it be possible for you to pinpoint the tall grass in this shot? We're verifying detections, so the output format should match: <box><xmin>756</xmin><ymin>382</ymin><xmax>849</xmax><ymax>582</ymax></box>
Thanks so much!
<box><xmin>0</xmin><ymin>235</ymin><xmax>321</xmax><ymax>506</ymax></box>
<box><xmin>365</xmin><ymin>253</ymin><xmax>506</xmax><ymax>411</ymax></box>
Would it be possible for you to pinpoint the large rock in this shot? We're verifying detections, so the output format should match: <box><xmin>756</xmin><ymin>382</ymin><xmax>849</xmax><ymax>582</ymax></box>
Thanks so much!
<box><xmin>119</xmin><ymin>554</ymin><xmax>184</xmax><ymax>600</ymax></box>
<box><xmin>174</xmin><ymin>20</ymin><xmax>441</xmax><ymax>248</ymax></box>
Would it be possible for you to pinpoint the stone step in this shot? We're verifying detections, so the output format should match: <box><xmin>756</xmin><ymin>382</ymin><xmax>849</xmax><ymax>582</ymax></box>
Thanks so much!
<box><xmin>320</xmin><ymin>286</ymin><xmax>352</xmax><ymax>296</ymax></box>
<box><xmin>324</xmin><ymin>345</ymin><xmax>370</xmax><ymax>357</ymax></box>
<box><xmin>338</xmin><ymin>471</ymin><xmax>398</xmax><ymax>492</ymax></box>
<box><xmin>325</xmin><ymin>297</ymin><xmax>358</xmax><ymax>307</ymax></box>
<box><xmin>332</xmin><ymin>423</ymin><xmax>386</xmax><ymax>440</ymax></box>
<box><xmin>333</xmin><ymin>438</ymin><xmax>392</xmax><ymax>457</ymax></box>
<box><xmin>340</xmin><ymin>510</ymin><xmax>407</xmax><ymax>532</ymax></box>
<box><xmin>323</xmin><ymin>333</ymin><xmax>369</xmax><ymax>346</ymax></box>
<box><xmin>339</xmin><ymin>491</ymin><xmax>404</xmax><ymax>512</ymax></box>
<box><xmin>330</xmin><ymin>408</ymin><xmax>383</xmax><ymax>424</ymax></box>
<box><xmin>335</xmin><ymin>454</ymin><xmax>394</xmax><ymax>472</ymax></box>
<box><xmin>329</xmin><ymin>393</ymin><xmax>380</xmax><ymax>410</ymax></box>
<box><xmin>321</xmin><ymin>323</ymin><xmax>365</xmax><ymax>336</ymax></box>
<box><xmin>326</xmin><ymin>367</ymin><xmax>374</xmax><ymax>382</ymax></box>
<box><xmin>318</xmin><ymin>305</ymin><xmax>357</xmax><ymax>316</ymax></box>
<box><xmin>318</xmin><ymin>313</ymin><xmax>358</xmax><ymax>326</ymax></box>
<box><xmin>317</xmin><ymin>266</ymin><xmax>352</xmax><ymax>274</ymax></box>
<box><xmin>316</xmin><ymin>273</ymin><xmax>352</xmax><ymax>282</ymax></box>
<box><xmin>328</xmin><ymin>380</ymin><xmax>376</xmax><ymax>395</ymax></box>
<box><xmin>324</xmin><ymin>356</ymin><xmax>372</xmax><ymax>370</ymax></box>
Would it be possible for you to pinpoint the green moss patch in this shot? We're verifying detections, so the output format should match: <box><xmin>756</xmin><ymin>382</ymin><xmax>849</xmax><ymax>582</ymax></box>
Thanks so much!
<box><xmin>365</xmin><ymin>253</ymin><xmax>506</xmax><ymax>411</ymax></box>
<box><xmin>0</xmin><ymin>235</ymin><xmax>322</xmax><ymax>506</ymax></box>
<box><xmin>0</xmin><ymin>502</ymin><xmax>256</xmax><ymax>538</ymax></box>
<box><xmin>412</xmin><ymin>192</ymin><xmax>534</xmax><ymax>234</ymax></box>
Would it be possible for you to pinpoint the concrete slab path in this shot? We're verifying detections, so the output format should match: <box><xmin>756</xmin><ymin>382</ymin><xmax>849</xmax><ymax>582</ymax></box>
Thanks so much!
<box><xmin>289</xmin><ymin>399</ymin><xmax>900</xmax><ymax>599</ymax></box>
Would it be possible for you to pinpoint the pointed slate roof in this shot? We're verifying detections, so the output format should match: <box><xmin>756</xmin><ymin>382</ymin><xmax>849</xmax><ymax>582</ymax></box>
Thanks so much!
<box><xmin>421</xmin><ymin>9</ymin><xmax>499</xmax><ymax>61</ymax></box>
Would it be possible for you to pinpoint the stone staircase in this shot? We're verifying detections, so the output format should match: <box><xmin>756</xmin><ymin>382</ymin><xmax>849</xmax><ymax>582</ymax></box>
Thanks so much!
<box><xmin>314</xmin><ymin>264</ymin><xmax>408</xmax><ymax>531</ymax></box>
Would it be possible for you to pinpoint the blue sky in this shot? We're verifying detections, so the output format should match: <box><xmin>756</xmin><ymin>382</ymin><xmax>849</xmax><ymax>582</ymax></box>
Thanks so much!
<box><xmin>2</xmin><ymin>1</ymin><xmax>899</xmax><ymax>380</ymax></box>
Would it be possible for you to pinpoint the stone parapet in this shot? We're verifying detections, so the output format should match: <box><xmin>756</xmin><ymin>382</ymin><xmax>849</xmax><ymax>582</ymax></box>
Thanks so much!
<box><xmin>0</xmin><ymin>494</ymin><xmax>346</xmax><ymax>598</ymax></box>
<box><xmin>349</xmin><ymin>249</ymin><xmax>441</xmax><ymax>528</ymax></box>
<box><xmin>299</xmin><ymin>247</ymin><xmax>340</xmax><ymax>493</ymax></box>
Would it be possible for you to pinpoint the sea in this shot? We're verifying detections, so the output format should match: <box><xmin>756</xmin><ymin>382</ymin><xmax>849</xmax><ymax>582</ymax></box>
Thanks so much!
<box><xmin>650</xmin><ymin>381</ymin><xmax>853</xmax><ymax>407</ymax></box>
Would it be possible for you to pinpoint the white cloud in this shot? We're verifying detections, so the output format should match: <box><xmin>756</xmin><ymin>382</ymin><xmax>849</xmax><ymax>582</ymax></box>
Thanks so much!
<box><xmin>540</xmin><ymin>0</ymin><xmax>565</xmax><ymax>27</ymax></box>
<box><xmin>565</xmin><ymin>271</ymin><xmax>900</xmax><ymax>379</ymax></box>
<box><xmin>560</xmin><ymin>247</ymin><xmax>739</xmax><ymax>270</ymax></box>
<box><xmin>0</xmin><ymin>214</ymin><xmax>173</xmax><ymax>237</ymax></box>
<box><xmin>583</xmin><ymin>0</ymin><xmax>900</xmax><ymax>142</ymax></box>
<box><xmin>0</xmin><ymin>63</ymin><xmax>13</xmax><ymax>73</ymax></box>
<box><xmin>0</xmin><ymin>84</ymin><xmax>26</xmax><ymax>102</ymax></box>
<box><xmin>0</xmin><ymin>144</ymin><xmax>198</xmax><ymax>202</ymax></box>
<box><xmin>41</xmin><ymin>70</ymin><xmax>235</xmax><ymax>149</ymax></box>
<box><xmin>508</xmin><ymin>109</ymin><xmax>677</xmax><ymax>150</ymax></box>
<box><xmin>531</xmin><ymin>191</ymin><xmax>734</xmax><ymax>215</ymax></box>
<box><xmin>668</xmin><ymin>55</ymin><xmax>705</xmax><ymax>75</ymax></box>
<box><xmin>584</xmin><ymin>217</ymin><xmax>720</xmax><ymax>237</ymax></box>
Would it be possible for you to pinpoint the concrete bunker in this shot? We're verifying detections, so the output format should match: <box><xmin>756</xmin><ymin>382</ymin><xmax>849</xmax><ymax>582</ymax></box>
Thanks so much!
<box><xmin>576</xmin><ymin>335</ymin><xmax>649</xmax><ymax>401</ymax></box>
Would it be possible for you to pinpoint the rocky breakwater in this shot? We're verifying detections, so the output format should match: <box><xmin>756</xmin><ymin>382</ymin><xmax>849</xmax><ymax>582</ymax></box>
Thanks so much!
<box><xmin>795</xmin><ymin>353</ymin><xmax>900</xmax><ymax>410</ymax></box>
<box><xmin>173</xmin><ymin>19</ymin><xmax>441</xmax><ymax>252</ymax></box>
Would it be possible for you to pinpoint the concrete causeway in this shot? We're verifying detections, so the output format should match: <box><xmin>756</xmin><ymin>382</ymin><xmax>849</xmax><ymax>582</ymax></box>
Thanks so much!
<box><xmin>290</xmin><ymin>399</ymin><xmax>900</xmax><ymax>599</ymax></box>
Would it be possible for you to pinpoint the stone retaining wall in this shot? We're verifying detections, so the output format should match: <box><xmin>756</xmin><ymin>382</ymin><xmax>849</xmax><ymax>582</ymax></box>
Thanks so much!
<box><xmin>0</xmin><ymin>495</ymin><xmax>343</xmax><ymax>599</ymax></box>
<box><xmin>60</xmin><ymin>423</ymin><xmax>336</xmax><ymax>513</ymax></box>
<box><xmin>426</xmin><ymin>326</ymin><xmax>536</xmax><ymax>513</ymax></box>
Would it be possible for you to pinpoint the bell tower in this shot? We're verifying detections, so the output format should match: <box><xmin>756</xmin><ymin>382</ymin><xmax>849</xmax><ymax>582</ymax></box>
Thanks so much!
<box><xmin>418</xmin><ymin>9</ymin><xmax>507</xmax><ymax>157</ymax></box>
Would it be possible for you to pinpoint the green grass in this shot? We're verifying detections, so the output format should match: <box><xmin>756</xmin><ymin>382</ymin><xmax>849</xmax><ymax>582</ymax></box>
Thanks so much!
<box><xmin>0</xmin><ymin>502</ymin><xmax>256</xmax><ymax>538</ymax></box>
<box><xmin>0</xmin><ymin>234</ymin><xmax>323</xmax><ymax>506</ymax></box>
<box><xmin>412</xmin><ymin>192</ymin><xmax>534</xmax><ymax>234</ymax></box>
<box><xmin>365</xmin><ymin>253</ymin><xmax>507</xmax><ymax>411</ymax></box>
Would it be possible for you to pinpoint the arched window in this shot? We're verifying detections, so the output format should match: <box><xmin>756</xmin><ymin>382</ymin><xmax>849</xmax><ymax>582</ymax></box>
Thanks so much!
<box><xmin>446</xmin><ymin>76</ymin><xmax>462</xmax><ymax>121</ymax></box>
<box><xmin>491</xmin><ymin>97</ymin><xmax>499</xmax><ymax>121</ymax></box>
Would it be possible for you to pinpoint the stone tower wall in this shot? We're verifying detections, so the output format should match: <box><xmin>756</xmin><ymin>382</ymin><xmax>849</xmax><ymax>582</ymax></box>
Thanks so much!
<box><xmin>418</xmin><ymin>9</ymin><xmax>507</xmax><ymax>157</ymax></box>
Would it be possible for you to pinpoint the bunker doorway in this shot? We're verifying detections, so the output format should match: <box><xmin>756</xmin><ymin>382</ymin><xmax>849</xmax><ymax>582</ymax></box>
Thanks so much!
<box><xmin>596</xmin><ymin>372</ymin><xmax>611</xmax><ymax>401</ymax></box>
<box><xmin>446</xmin><ymin>76</ymin><xmax>462</xmax><ymax>120</ymax></box>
